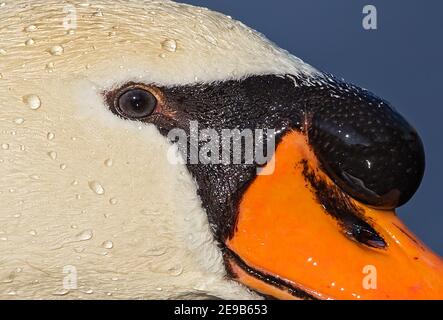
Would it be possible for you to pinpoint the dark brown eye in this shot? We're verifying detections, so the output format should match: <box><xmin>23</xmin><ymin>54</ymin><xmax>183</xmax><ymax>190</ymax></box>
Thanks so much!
<box><xmin>116</xmin><ymin>88</ymin><xmax>157</xmax><ymax>119</ymax></box>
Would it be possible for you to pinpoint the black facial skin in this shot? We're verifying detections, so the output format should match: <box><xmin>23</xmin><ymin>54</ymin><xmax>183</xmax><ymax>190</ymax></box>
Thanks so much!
<box><xmin>106</xmin><ymin>75</ymin><xmax>302</xmax><ymax>241</ymax></box>
<box><xmin>104</xmin><ymin>74</ymin><xmax>425</xmax><ymax>245</ymax></box>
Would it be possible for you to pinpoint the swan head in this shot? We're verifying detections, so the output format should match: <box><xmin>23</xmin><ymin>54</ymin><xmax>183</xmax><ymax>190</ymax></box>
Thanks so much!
<box><xmin>0</xmin><ymin>0</ymin><xmax>441</xmax><ymax>299</ymax></box>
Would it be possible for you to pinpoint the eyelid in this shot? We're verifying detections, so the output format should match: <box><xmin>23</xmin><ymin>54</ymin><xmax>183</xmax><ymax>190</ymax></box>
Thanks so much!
<box><xmin>113</xmin><ymin>83</ymin><xmax>164</xmax><ymax>109</ymax></box>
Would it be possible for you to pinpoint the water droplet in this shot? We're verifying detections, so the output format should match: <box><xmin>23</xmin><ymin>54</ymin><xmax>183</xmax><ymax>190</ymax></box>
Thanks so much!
<box><xmin>88</xmin><ymin>181</ymin><xmax>105</xmax><ymax>195</ymax></box>
<box><xmin>25</xmin><ymin>25</ymin><xmax>38</xmax><ymax>32</ymax></box>
<box><xmin>45</xmin><ymin>62</ymin><xmax>55</xmax><ymax>72</ymax></box>
<box><xmin>47</xmin><ymin>132</ymin><xmax>55</xmax><ymax>140</ymax></box>
<box><xmin>159</xmin><ymin>53</ymin><xmax>167</xmax><ymax>58</ymax></box>
<box><xmin>29</xmin><ymin>174</ymin><xmax>40</xmax><ymax>180</ymax></box>
<box><xmin>84</xmin><ymin>289</ymin><xmax>94</xmax><ymax>294</ymax></box>
<box><xmin>2</xmin><ymin>272</ymin><xmax>14</xmax><ymax>283</ymax></box>
<box><xmin>143</xmin><ymin>246</ymin><xmax>167</xmax><ymax>257</ymax></box>
<box><xmin>92</xmin><ymin>9</ymin><xmax>103</xmax><ymax>17</ymax></box>
<box><xmin>67</xmin><ymin>29</ymin><xmax>75</xmax><ymax>35</ymax></box>
<box><xmin>1</xmin><ymin>143</ymin><xmax>9</xmax><ymax>150</ymax></box>
<box><xmin>0</xmin><ymin>49</ymin><xmax>6</xmax><ymax>55</ymax></box>
<box><xmin>109</xmin><ymin>198</ymin><xmax>118</xmax><ymax>205</ymax></box>
<box><xmin>60</xmin><ymin>164</ymin><xmax>67</xmax><ymax>170</ymax></box>
<box><xmin>71</xmin><ymin>180</ymin><xmax>79</xmax><ymax>186</ymax></box>
<box><xmin>29</xmin><ymin>230</ymin><xmax>37</xmax><ymax>236</ymax></box>
<box><xmin>47</xmin><ymin>151</ymin><xmax>57</xmax><ymax>160</ymax></box>
<box><xmin>49</xmin><ymin>45</ymin><xmax>64</xmax><ymax>56</ymax></box>
<box><xmin>101</xmin><ymin>240</ymin><xmax>114</xmax><ymax>249</ymax></box>
<box><xmin>204</xmin><ymin>35</ymin><xmax>218</xmax><ymax>45</ymax></box>
<box><xmin>104</xmin><ymin>159</ymin><xmax>113</xmax><ymax>167</ymax></box>
<box><xmin>14</xmin><ymin>118</ymin><xmax>25</xmax><ymax>125</ymax></box>
<box><xmin>52</xmin><ymin>289</ymin><xmax>70</xmax><ymax>296</ymax></box>
<box><xmin>161</xmin><ymin>39</ymin><xmax>177</xmax><ymax>52</ymax></box>
<box><xmin>25</xmin><ymin>38</ymin><xmax>35</xmax><ymax>46</ymax></box>
<box><xmin>167</xmin><ymin>264</ymin><xmax>184</xmax><ymax>276</ymax></box>
<box><xmin>75</xmin><ymin>229</ymin><xmax>93</xmax><ymax>241</ymax></box>
<box><xmin>23</xmin><ymin>94</ymin><xmax>41</xmax><ymax>110</ymax></box>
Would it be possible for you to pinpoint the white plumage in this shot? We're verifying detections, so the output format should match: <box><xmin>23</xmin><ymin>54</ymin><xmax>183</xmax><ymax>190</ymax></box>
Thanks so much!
<box><xmin>0</xmin><ymin>0</ymin><xmax>318</xmax><ymax>299</ymax></box>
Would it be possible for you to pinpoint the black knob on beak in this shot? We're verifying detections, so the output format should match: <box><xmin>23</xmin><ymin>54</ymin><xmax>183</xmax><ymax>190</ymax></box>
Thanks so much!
<box><xmin>307</xmin><ymin>83</ymin><xmax>425</xmax><ymax>209</ymax></box>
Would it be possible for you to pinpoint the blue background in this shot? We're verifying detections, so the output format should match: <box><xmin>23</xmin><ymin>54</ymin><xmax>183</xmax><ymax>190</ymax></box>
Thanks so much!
<box><xmin>179</xmin><ymin>0</ymin><xmax>443</xmax><ymax>255</ymax></box>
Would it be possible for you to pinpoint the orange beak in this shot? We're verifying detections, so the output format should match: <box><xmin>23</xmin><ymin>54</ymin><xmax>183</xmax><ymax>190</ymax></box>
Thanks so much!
<box><xmin>226</xmin><ymin>131</ymin><xmax>443</xmax><ymax>300</ymax></box>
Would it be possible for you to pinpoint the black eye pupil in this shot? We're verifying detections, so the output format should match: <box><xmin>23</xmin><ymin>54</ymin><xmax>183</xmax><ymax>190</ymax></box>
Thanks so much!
<box><xmin>117</xmin><ymin>88</ymin><xmax>157</xmax><ymax>118</ymax></box>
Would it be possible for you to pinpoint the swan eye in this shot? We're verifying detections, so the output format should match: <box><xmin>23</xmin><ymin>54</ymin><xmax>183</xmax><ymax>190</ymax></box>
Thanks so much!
<box><xmin>116</xmin><ymin>88</ymin><xmax>157</xmax><ymax>119</ymax></box>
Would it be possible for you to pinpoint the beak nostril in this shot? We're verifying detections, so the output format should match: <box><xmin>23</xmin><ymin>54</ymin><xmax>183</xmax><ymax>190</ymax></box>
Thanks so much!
<box><xmin>302</xmin><ymin>160</ymin><xmax>387</xmax><ymax>249</ymax></box>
